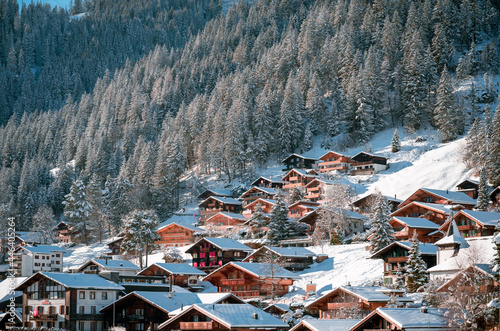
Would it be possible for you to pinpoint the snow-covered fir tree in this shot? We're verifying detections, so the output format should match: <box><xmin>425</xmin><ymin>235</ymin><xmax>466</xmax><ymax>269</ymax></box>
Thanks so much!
<box><xmin>369</xmin><ymin>195</ymin><xmax>395</xmax><ymax>253</ymax></box>
<box><xmin>434</xmin><ymin>66</ymin><xmax>459</xmax><ymax>142</ymax></box>
<box><xmin>391</xmin><ymin>129</ymin><xmax>401</xmax><ymax>153</ymax></box>
<box><xmin>422</xmin><ymin>281</ymin><xmax>441</xmax><ymax>308</ymax></box>
<box><xmin>303</xmin><ymin>123</ymin><xmax>313</xmax><ymax>152</ymax></box>
<box><xmin>487</xmin><ymin>105</ymin><xmax>500</xmax><ymax>187</ymax></box>
<box><xmin>463</xmin><ymin>117</ymin><xmax>482</xmax><ymax>169</ymax></box>
<box><xmin>405</xmin><ymin>231</ymin><xmax>428</xmax><ymax>292</ymax></box>
<box><xmin>121</xmin><ymin>209</ymin><xmax>160</xmax><ymax>269</ymax></box>
<box><xmin>266</xmin><ymin>195</ymin><xmax>292</xmax><ymax>245</ymax></box>
<box><xmin>476</xmin><ymin>167</ymin><xmax>490</xmax><ymax>211</ymax></box>
<box><xmin>32</xmin><ymin>205</ymin><xmax>55</xmax><ymax>244</ymax></box>
<box><xmin>63</xmin><ymin>179</ymin><xmax>92</xmax><ymax>245</ymax></box>
<box><xmin>245</xmin><ymin>203</ymin><xmax>267</xmax><ymax>239</ymax></box>
<box><xmin>395</xmin><ymin>263</ymin><xmax>405</xmax><ymax>290</ymax></box>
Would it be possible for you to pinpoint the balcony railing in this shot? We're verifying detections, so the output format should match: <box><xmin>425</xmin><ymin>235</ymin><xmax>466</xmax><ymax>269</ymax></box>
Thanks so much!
<box><xmin>231</xmin><ymin>290</ymin><xmax>259</xmax><ymax>298</ymax></box>
<box><xmin>393</xmin><ymin>230</ymin><xmax>409</xmax><ymax>237</ymax></box>
<box><xmin>220</xmin><ymin>278</ymin><xmax>247</xmax><ymax>285</ymax></box>
<box><xmin>305</xmin><ymin>193</ymin><xmax>321</xmax><ymax>200</ymax></box>
<box><xmin>327</xmin><ymin>302</ymin><xmax>359</xmax><ymax>309</ymax></box>
<box><xmin>33</xmin><ymin>314</ymin><xmax>58</xmax><ymax>320</ymax></box>
<box><xmin>179</xmin><ymin>321</ymin><xmax>212</xmax><ymax>330</ymax></box>
<box><xmin>387</xmin><ymin>256</ymin><xmax>407</xmax><ymax>263</ymax></box>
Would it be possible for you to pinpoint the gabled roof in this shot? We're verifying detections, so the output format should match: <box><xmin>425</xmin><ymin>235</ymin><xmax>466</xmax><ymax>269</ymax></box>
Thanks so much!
<box><xmin>282</xmin><ymin>168</ymin><xmax>318</xmax><ymax>180</ymax></box>
<box><xmin>199</xmin><ymin>196</ymin><xmax>243</xmax><ymax>206</ymax></box>
<box><xmin>282</xmin><ymin>153</ymin><xmax>318</xmax><ymax>163</ymax></box>
<box><xmin>456</xmin><ymin>179</ymin><xmax>479</xmax><ymax>187</ymax></box>
<box><xmin>288</xmin><ymin>200</ymin><xmax>320</xmax><ymax>209</ymax></box>
<box><xmin>204</xmin><ymin>262</ymin><xmax>300</xmax><ymax>281</ymax></box>
<box><xmin>370</xmin><ymin>241</ymin><xmax>438</xmax><ymax>259</ymax></box>
<box><xmin>187</xmin><ymin>237</ymin><xmax>252</xmax><ymax>253</ymax></box>
<box><xmin>351</xmin><ymin>151</ymin><xmax>388</xmax><ymax>160</ymax></box>
<box><xmin>437</xmin><ymin>264</ymin><xmax>496</xmax><ymax>292</ymax></box>
<box><xmin>138</xmin><ymin>263</ymin><xmax>206</xmax><ymax>276</ymax></box>
<box><xmin>304</xmin><ymin>178</ymin><xmax>337</xmax><ymax>188</ymax></box>
<box><xmin>306</xmin><ymin>286</ymin><xmax>400</xmax><ymax>308</ymax></box>
<box><xmin>250</xmin><ymin>176</ymin><xmax>283</xmax><ymax>186</ymax></box>
<box><xmin>157</xmin><ymin>214</ymin><xmax>203</xmax><ymax>233</ymax></box>
<box><xmin>290</xmin><ymin>319</ymin><xmax>362</xmax><ymax>331</ymax></box>
<box><xmin>104</xmin><ymin>236</ymin><xmax>124</xmax><ymax>245</ymax></box>
<box><xmin>399</xmin><ymin>188</ymin><xmax>477</xmax><ymax>208</ymax></box>
<box><xmin>78</xmin><ymin>259</ymin><xmax>140</xmax><ymax>271</ymax></box>
<box><xmin>263</xmin><ymin>303</ymin><xmax>291</xmax><ymax>314</ymax></box>
<box><xmin>19</xmin><ymin>245</ymin><xmax>67</xmax><ymax>254</ymax></box>
<box><xmin>435</xmin><ymin>220</ymin><xmax>470</xmax><ymax>248</ymax></box>
<box><xmin>239</xmin><ymin>186</ymin><xmax>280</xmax><ymax>199</ymax></box>
<box><xmin>16</xmin><ymin>272</ymin><xmax>125</xmax><ymax>291</ymax></box>
<box><xmin>15</xmin><ymin>231</ymin><xmax>42</xmax><ymax>243</ymax></box>
<box><xmin>159</xmin><ymin>304</ymin><xmax>288</xmax><ymax>330</ymax></box>
<box><xmin>455</xmin><ymin>209</ymin><xmax>500</xmax><ymax>227</ymax></box>
<box><xmin>197</xmin><ymin>189</ymin><xmax>233</xmax><ymax>200</ymax></box>
<box><xmin>317</xmin><ymin>150</ymin><xmax>352</xmax><ymax>161</ymax></box>
<box><xmin>352</xmin><ymin>194</ymin><xmax>402</xmax><ymax>206</ymax></box>
<box><xmin>245</xmin><ymin>246</ymin><xmax>316</xmax><ymax>260</ymax></box>
<box><xmin>391</xmin><ymin>217</ymin><xmax>441</xmax><ymax>229</ymax></box>
<box><xmin>391</xmin><ymin>201</ymin><xmax>462</xmax><ymax>216</ymax></box>
<box><xmin>244</xmin><ymin>198</ymin><xmax>278</xmax><ymax>210</ymax></box>
<box><xmin>205</xmin><ymin>212</ymin><xmax>247</xmax><ymax>223</ymax></box>
<box><xmin>351</xmin><ymin>308</ymin><xmax>450</xmax><ymax>330</ymax></box>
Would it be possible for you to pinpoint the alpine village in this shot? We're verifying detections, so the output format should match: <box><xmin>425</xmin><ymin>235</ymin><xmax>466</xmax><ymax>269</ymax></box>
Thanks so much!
<box><xmin>2</xmin><ymin>0</ymin><xmax>500</xmax><ymax>330</ymax></box>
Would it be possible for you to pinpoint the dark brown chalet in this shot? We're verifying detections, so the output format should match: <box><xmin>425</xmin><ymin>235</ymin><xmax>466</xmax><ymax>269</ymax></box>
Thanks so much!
<box><xmin>350</xmin><ymin>152</ymin><xmax>388</xmax><ymax>175</ymax></box>
<box><xmin>242</xmin><ymin>246</ymin><xmax>316</xmax><ymax>271</ymax></box>
<box><xmin>239</xmin><ymin>186</ymin><xmax>280</xmax><ymax>206</ymax></box>
<box><xmin>391</xmin><ymin>201</ymin><xmax>463</xmax><ymax>226</ymax></box>
<box><xmin>438</xmin><ymin>209</ymin><xmax>500</xmax><ymax>238</ymax></box>
<box><xmin>389</xmin><ymin>216</ymin><xmax>442</xmax><ymax>243</ymax></box>
<box><xmin>251</xmin><ymin>176</ymin><xmax>283</xmax><ymax>189</ymax></box>
<box><xmin>370</xmin><ymin>241</ymin><xmax>437</xmax><ymax>286</ymax></box>
<box><xmin>197</xmin><ymin>189</ymin><xmax>233</xmax><ymax>201</ymax></box>
<box><xmin>282</xmin><ymin>153</ymin><xmax>318</xmax><ymax>171</ymax></box>
<box><xmin>198</xmin><ymin>196</ymin><xmax>243</xmax><ymax>223</ymax></box>
<box><xmin>456</xmin><ymin>179</ymin><xmax>481</xmax><ymax>199</ymax></box>
<box><xmin>53</xmin><ymin>221</ymin><xmax>72</xmax><ymax>244</ymax></box>
<box><xmin>281</xmin><ymin>168</ymin><xmax>318</xmax><ymax>191</ymax></box>
<box><xmin>398</xmin><ymin>188</ymin><xmax>477</xmax><ymax>210</ymax></box>
<box><xmin>306</xmin><ymin>286</ymin><xmax>412</xmax><ymax>319</ymax></box>
<box><xmin>437</xmin><ymin>264</ymin><xmax>497</xmax><ymax>299</ymax></box>
<box><xmin>137</xmin><ymin>263</ymin><xmax>206</xmax><ymax>289</ymax></box>
<box><xmin>351</xmin><ymin>194</ymin><xmax>402</xmax><ymax>216</ymax></box>
<box><xmin>203</xmin><ymin>262</ymin><xmax>299</xmax><ymax>299</ymax></box>
<box><xmin>186</xmin><ymin>237</ymin><xmax>252</xmax><ymax>271</ymax></box>
<box><xmin>105</xmin><ymin>234</ymin><xmax>123</xmax><ymax>255</ymax></box>
<box><xmin>317</xmin><ymin>151</ymin><xmax>353</xmax><ymax>173</ymax></box>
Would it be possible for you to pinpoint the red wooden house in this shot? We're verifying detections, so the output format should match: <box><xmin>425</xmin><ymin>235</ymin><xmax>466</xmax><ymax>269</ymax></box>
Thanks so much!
<box><xmin>438</xmin><ymin>209</ymin><xmax>500</xmax><ymax>238</ymax></box>
<box><xmin>281</xmin><ymin>169</ymin><xmax>318</xmax><ymax>191</ymax></box>
<box><xmin>306</xmin><ymin>286</ymin><xmax>412</xmax><ymax>319</ymax></box>
<box><xmin>456</xmin><ymin>179</ymin><xmax>481</xmax><ymax>199</ymax></box>
<box><xmin>389</xmin><ymin>216</ymin><xmax>442</xmax><ymax>243</ymax></box>
<box><xmin>198</xmin><ymin>196</ymin><xmax>243</xmax><ymax>223</ymax></box>
<box><xmin>350</xmin><ymin>308</ymin><xmax>449</xmax><ymax>331</ymax></box>
<box><xmin>304</xmin><ymin>178</ymin><xmax>336</xmax><ymax>202</ymax></box>
<box><xmin>205</xmin><ymin>212</ymin><xmax>248</xmax><ymax>231</ymax></box>
<box><xmin>391</xmin><ymin>201</ymin><xmax>462</xmax><ymax>226</ymax></box>
<box><xmin>288</xmin><ymin>200</ymin><xmax>320</xmax><ymax>219</ymax></box>
<box><xmin>156</xmin><ymin>221</ymin><xmax>202</xmax><ymax>247</ymax></box>
<box><xmin>203</xmin><ymin>262</ymin><xmax>299</xmax><ymax>299</ymax></box>
<box><xmin>242</xmin><ymin>198</ymin><xmax>277</xmax><ymax>218</ymax></box>
<box><xmin>239</xmin><ymin>186</ymin><xmax>280</xmax><ymax>206</ymax></box>
<box><xmin>398</xmin><ymin>188</ymin><xmax>477</xmax><ymax>210</ymax></box>
<box><xmin>186</xmin><ymin>237</ymin><xmax>253</xmax><ymax>271</ymax></box>
<box><xmin>316</xmin><ymin>151</ymin><xmax>353</xmax><ymax>173</ymax></box>
<box><xmin>104</xmin><ymin>235</ymin><xmax>124</xmax><ymax>255</ymax></box>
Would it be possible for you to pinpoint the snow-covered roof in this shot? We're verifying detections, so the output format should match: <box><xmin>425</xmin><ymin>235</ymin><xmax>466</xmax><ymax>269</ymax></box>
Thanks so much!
<box><xmin>391</xmin><ymin>217</ymin><xmax>441</xmax><ymax>229</ymax></box>
<box><xmin>205</xmin><ymin>262</ymin><xmax>300</xmax><ymax>281</ymax></box>
<box><xmin>290</xmin><ymin>319</ymin><xmax>361</xmax><ymax>331</ymax></box>
<box><xmin>263</xmin><ymin>303</ymin><xmax>291</xmax><ymax>313</ymax></box>
<box><xmin>317</xmin><ymin>150</ymin><xmax>352</xmax><ymax>160</ymax></box>
<box><xmin>282</xmin><ymin>153</ymin><xmax>318</xmax><ymax>162</ymax></box>
<box><xmin>250</xmin><ymin>176</ymin><xmax>283</xmax><ymax>186</ymax></box>
<box><xmin>352</xmin><ymin>308</ymin><xmax>450</xmax><ymax>329</ymax></box>
<box><xmin>420</xmin><ymin>188</ymin><xmax>477</xmax><ymax>205</ymax></box>
<box><xmin>288</xmin><ymin>200</ymin><xmax>320</xmax><ymax>208</ymax></box>
<box><xmin>167</xmin><ymin>293</ymin><xmax>246</xmax><ymax>316</ymax></box>
<box><xmin>104</xmin><ymin>236</ymin><xmax>123</xmax><ymax>244</ymax></box>
<box><xmin>200</xmin><ymin>196</ymin><xmax>243</xmax><ymax>206</ymax></box>
<box><xmin>201</xmin><ymin>237</ymin><xmax>253</xmax><ymax>251</ymax></box>
<box><xmin>282</xmin><ymin>168</ymin><xmax>318</xmax><ymax>179</ymax></box>
<box><xmin>342</xmin><ymin>286</ymin><xmax>394</xmax><ymax>302</ymax></box>
<box><xmin>239</xmin><ymin>186</ymin><xmax>280</xmax><ymax>199</ymax></box>
<box><xmin>370</xmin><ymin>241</ymin><xmax>438</xmax><ymax>259</ymax></box>
<box><xmin>143</xmin><ymin>263</ymin><xmax>206</xmax><ymax>276</ymax></box>
<box><xmin>90</xmin><ymin>259</ymin><xmax>140</xmax><ymax>270</ymax></box>
<box><xmin>457</xmin><ymin>210</ymin><xmax>500</xmax><ymax>227</ymax></box>
<box><xmin>351</xmin><ymin>151</ymin><xmax>388</xmax><ymax>160</ymax></box>
<box><xmin>392</xmin><ymin>201</ymin><xmax>460</xmax><ymax>216</ymax></box>
<box><xmin>206</xmin><ymin>212</ymin><xmax>247</xmax><ymax>221</ymax></box>
<box><xmin>435</xmin><ymin>220</ymin><xmax>469</xmax><ymax>247</ymax></box>
<box><xmin>17</xmin><ymin>272</ymin><xmax>124</xmax><ymax>290</ymax></box>
<box><xmin>157</xmin><ymin>214</ymin><xmax>203</xmax><ymax>232</ymax></box>
<box><xmin>16</xmin><ymin>231</ymin><xmax>42</xmax><ymax>243</ymax></box>
<box><xmin>20</xmin><ymin>245</ymin><xmax>67</xmax><ymax>254</ymax></box>
<box><xmin>0</xmin><ymin>277</ymin><xmax>26</xmax><ymax>303</ymax></box>
<box><xmin>352</xmin><ymin>194</ymin><xmax>402</xmax><ymax>205</ymax></box>
<box><xmin>304</xmin><ymin>178</ymin><xmax>337</xmax><ymax>188</ymax></box>
<box><xmin>262</xmin><ymin>246</ymin><xmax>316</xmax><ymax>258</ymax></box>
<box><xmin>160</xmin><ymin>304</ymin><xmax>288</xmax><ymax>329</ymax></box>
<box><xmin>197</xmin><ymin>189</ymin><xmax>233</xmax><ymax>199</ymax></box>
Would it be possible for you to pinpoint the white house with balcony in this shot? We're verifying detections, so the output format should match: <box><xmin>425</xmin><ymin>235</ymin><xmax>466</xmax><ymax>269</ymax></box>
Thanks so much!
<box><xmin>13</xmin><ymin>245</ymin><xmax>66</xmax><ymax>277</ymax></box>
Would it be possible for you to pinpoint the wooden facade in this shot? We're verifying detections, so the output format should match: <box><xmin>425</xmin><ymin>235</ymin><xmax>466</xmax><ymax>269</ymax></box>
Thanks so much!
<box><xmin>304</xmin><ymin>179</ymin><xmax>335</xmax><ymax>202</ymax></box>
<box><xmin>239</xmin><ymin>187</ymin><xmax>279</xmax><ymax>206</ymax></box>
<box><xmin>199</xmin><ymin>197</ymin><xmax>243</xmax><ymax>223</ymax></box>
<box><xmin>490</xmin><ymin>186</ymin><xmax>500</xmax><ymax>206</ymax></box>
<box><xmin>437</xmin><ymin>264</ymin><xmax>497</xmax><ymax>301</ymax></box>
<box><xmin>398</xmin><ymin>188</ymin><xmax>477</xmax><ymax>210</ymax></box>
<box><xmin>243</xmin><ymin>198</ymin><xmax>276</xmax><ymax>218</ymax></box>
<box><xmin>242</xmin><ymin>246</ymin><xmax>315</xmax><ymax>271</ymax></box>
<box><xmin>203</xmin><ymin>262</ymin><xmax>297</xmax><ymax>299</ymax></box>
<box><xmin>351</xmin><ymin>194</ymin><xmax>402</xmax><ymax>216</ymax></box>
<box><xmin>317</xmin><ymin>151</ymin><xmax>352</xmax><ymax>173</ymax></box>
<box><xmin>137</xmin><ymin>263</ymin><xmax>206</xmax><ymax>288</ymax></box>
<box><xmin>391</xmin><ymin>201</ymin><xmax>460</xmax><ymax>226</ymax></box>
<box><xmin>350</xmin><ymin>152</ymin><xmax>388</xmax><ymax>176</ymax></box>
<box><xmin>204</xmin><ymin>213</ymin><xmax>247</xmax><ymax>231</ymax></box>
<box><xmin>456</xmin><ymin>179</ymin><xmax>480</xmax><ymax>199</ymax></box>
<box><xmin>288</xmin><ymin>200</ymin><xmax>319</xmax><ymax>219</ymax></box>
<box><xmin>388</xmin><ymin>217</ymin><xmax>442</xmax><ymax>243</ymax></box>
<box><xmin>54</xmin><ymin>222</ymin><xmax>72</xmax><ymax>244</ymax></box>
<box><xmin>437</xmin><ymin>210</ymin><xmax>500</xmax><ymax>238</ymax></box>
<box><xmin>251</xmin><ymin>176</ymin><xmax>283</xmax><ymax>188</ymax></box>
<box><xmin>186</xmin><ymin>238</ymin><xmax>252</xmax><ymax>272</ymax></box>
<box><xmin>281</xmin><ymin>169</ymin><xmax>318</xmax><ymax>191</ymax></box>
<box><xmin>282</xmin><ymin>153</ymin><xmax>318</xmax><ymax>171</ymax></box>
<box><xmin>156</xmin><ymin>222</ymin><xmax>199</xmax><ymax>247</ymax></box>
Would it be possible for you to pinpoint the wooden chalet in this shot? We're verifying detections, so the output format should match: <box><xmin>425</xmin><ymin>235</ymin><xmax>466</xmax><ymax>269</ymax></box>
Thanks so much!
<box><xmin>306</xmin><ymin>286</ymin><xmax>413</xmax><ymax>319</ymax></box>
<box><xmin>298</xmin><ymin>207</ymin><xmax>367</xmax><ymax>235</ymax></box>
<box><xmin>281</xmin><ymin>168</ymin><xmax>318</xmax><ymax>191</ymax></box>
<box><xmin>456</xmin><ymin>179</ymin><xmax>481</xmax><ymax>199</ymax></box>
<box><xmin>53</xmin><ymin>221</ymin><xmax>72</xmax><ymax>244</ymax></box>
<box><xmin>197</xmin><ymin>189</ymin><xmax>233</xmax><ymax>201</ymax></box>
<box><xmin>186</xmin><ymin>237</ymin><xmax>253</xmax><ymax>271</ymax></box>
<box><xmin>159</xmin><ymin>303</ymin><xmax>288</xmax><ymax>331</ymax></box>
<box><xmin>282</xmin><ymin>153</ymin><xmax>318</xmax><ymax>171</ymax></box>
<box><xmin>198</xmin><ymin>196</ymin><xmax>243</xmax><ymax>223</ymax></box>
<box><xmin>242</xmin><ymin>198</ymin><xmax>277</xmax><ymax>218</ymax></box>
<box><xmin>290</xmin><ymin>319</ymin><xmax>361</xmax><ymax>331</ymax></box>
<box><xmin>105</xmin><ymin>235</ymin><xmax>123</xmax><ymax>255</ymax></box>
<box><xmin>490</xmin><ymin>186</ymin><xmax>500</xmax><ymax>206</ymax></box>
<box><xmin>203</xmin><ymin>262</ymin><xmax>299</xmax><ymax>299</ymax></box>
<box><xmin>251</xmin><ymin>176</ymin><xmax>283</xmax><ymax>189</ymax></box>
<box><xmin>288</xmin><ymin>200</ymin><xmax>320</xmax><ymax>219</ymax></box>
<box><xmin>15</xmin><ymin>231</ymin><xmax>42</xmax><ymax>246</ymax></box>
<box><xmin>204</xmin><ymin>212</ymin><xmax>247</xmax><ymax>231</ymax></box>
<box><xmin>15</xmin><ymin>271</ymin><xmax>124</xmax><ymax>330</ymax></box>
<box><xmin>242</xmin><ymin>246</ymin><xmax>316</xmax><ymax>271</ymax></box>
<box><xmin>101</xmin><ymin>292</ymin><xmax>245</xmax><ymax>331</ymax></box>
<box><xmin>304</xmin><ymin>178</ymin><xmax>336</xmax><ymax>202</ymax></box>
<box><xmin>263</xmin><ymin>303</ymin><xmax>291</xmax><ymax>317</ymax></box>
<box><xmin>370</xmin><ymin>241</ymin><xmax>437</xmax><ymax>285</ymax></box>
<box><xmin>438</xmin><ymin>209</ymin><xmax>500</xmax><ymax>238</ymax></box>
<box><xmin>137</xmin><ymin>263</ymin><xmax>206</xmax><ymax>289</ymax></box>
<box><xmin>437</xmin><ymin>264</ymin><xmax>497</xmax><ymax>301</ymax></box>
<box><xmin>389</xmin><ymin>216</ymin><xmax>442</xmax><ymax>243</ymax></box>
<box><xmin>316</xmin><ymin>151</ymin><xmax>353</xmax><ymax>173</ymax></box>
<box><xmin>398</xmin><ymin>188</ymin><xmax>477</xmax><ymax>210</ymax></box>
<box><xmin>391</xmin><ymin>201</ymin><xmax>462</xmax><ymax>226</ymax></box>
<box><xmin>351</xmin><ymin>194</ymin><xmax>402</xmax><ymax>216</ymax></box>
<box><xmin>350</xmin><ymin>152</ymin><xmax>388</xmax><ymax>176</ymax></box>
<box><xmin>350</xmin><ymin>308</ymin><xmax>451</xmax><ymax>331</ymax></box>
<box><xmin>239</xmin><ymin>186</ymin><xmax>280</xmax><ymax>206</ymax></box>
<box><xmin>76</xmin><ymin>259</ymin><xmax>140</xmax><ymax>276</ymax></box>
<box><xmin>156</xmin><ymin>215</ymin><xmax>203</xmax><ymax>247</ymax></box>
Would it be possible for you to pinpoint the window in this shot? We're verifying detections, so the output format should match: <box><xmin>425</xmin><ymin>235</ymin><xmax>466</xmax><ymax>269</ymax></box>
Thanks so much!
<box><xmin>49</xmin><ymin>306</ymin><xmax>55</xmax><ymax>314</ymax></box>
<box><xmin>135</xmin><ymin>323</ymin><xmax>144</xmax><ymax>330</ymax></box>
<box><xmin>79</xmin><ymin>291</ymin><xmax>85</xmax><ymax>299</ymax></box>
<box><xmin>193</xmin><ymin>262</ymin><xmax>198</xmax><ymax>267</ymax></box>
<box><xmin>35</xmin><ymin>255</ymin><xmax>39</xmax><ymax>259</ymax></box>
<box><xmin>218</xmin><ymin>251</ymin><xmax>222</xmax><ymax>257</ymax></box>
<box><xmin>79</xmin><ymin>322</ymin><xmax>84</xmax><ymax>331</ymax></box>
<box><xmin>135</xmin><ymin>308</ymin><xmax>144</xmax><ymax>316</ymax></box>
<box><xmin>102</xmin><ymin>292</ymin><xmax>107</xmax><ymax>300</ymax></box>
<box><xmin>218</xmin><ymin>261</ymin><xmax>222</xmax><ymax>266</ymax></box>
<box><xmin>38</xmin><ymin>306</ymin><xmax>44</xmax><ymax>314</ymax></box>
<box><xmin>200</xmin><ymin>252</ymin><xmax>206</xmax><ymax>258</ymax></box>
<box><xmin>90</xmin><ymin>322</ymin><xmax>97</xmax><ymax>331</ymax></box>
<box><xmin>56</xmin><ymin>261</ymin><xmax>60</xmax><ymax>264</ymax></box>
<box><xmin>79</xmin><ymin>306</ymin><xmax>85</xmax><ymax>314</ymax></box>
<box><xmin>209</xmin><ymin>252</ymin><xmax>216</xmax><ymax>257</ymax></box>
<box><xmin>90</xmin><ymin>291</ymin><xmax>95</xmax><ymax>299</ymax></box>
<box><xmin>56</xmin><ymin>254</ymin><xmax>60</xmax><ymax>257</ymax></box>
<box><xmin>200</xmin><ymin>262</ymin><xmax>206</xmax><ymax>267</ymax></box>
<box><xmin>91</xmin><ymin>306</ymin><xmax>96</xmax><ymax>314</ymax></box>
<box><xmin>192</xmin><ymin>253</ymin><xmax>197</xmax><ymax>258</ymax></box>
<box><xmin>59</xmin><ymin>306</ymin><xmax>64</xmax><ymax>315</ymax></box>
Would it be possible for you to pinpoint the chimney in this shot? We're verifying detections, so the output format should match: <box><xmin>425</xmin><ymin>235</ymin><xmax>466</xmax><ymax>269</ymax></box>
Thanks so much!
<box><xmin>253</xmin><ymin>313</ymin><xmax>258</xmax><ymax>319</ymax></box>
<box><xmin>306</xmin><ymin>283</ymin><xmax>316</xmax><ymax>297</ymax></box>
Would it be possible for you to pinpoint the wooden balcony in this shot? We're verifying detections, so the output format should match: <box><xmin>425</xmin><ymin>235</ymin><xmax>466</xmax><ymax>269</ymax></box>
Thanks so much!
<box><xmin>231</xmin><ymin>290</ymin><xmax>259</xmax><ymax>298</ymax></box>
<box><xmin>179</xmin><ymin>321</ymin><xmax>212</xmax><ymax>330</ymax></box>
<box><xmin>220</xmin><ymin>278</ymin><xmax>248</xmax><ymax>285</ymax></box>
<box><xmin>289</xmin><ymin>176</ymin><xmax>299</xmax><ymax>181</ymax></box>
<box><xmin>327</xmin><ymin>302</ymin><xmax>359</xmax><ymax>309</ymax></box>
<box><xmin>283</xmin><ymin>183</ymin><xmax>304</xmax><ymax>189</ymax></box>
<box><xmin>387</xmin><ymin>256</ymin><xmax>407</xmax><ymax>263</ymax></box>
<box><xmin>458</xmin><ymin>225</ymin><xmax>475</xmax><ymax>231</ymax></box>
<box><xmin>33</xmin><ymin>314</ymin><xmax>58</xmax><ymax>320</ymax></box>
<box><xmin>305</xmin><ymin>193</ymin><xmax>321</xmax><ymax>200</ymax></box>
<box><xmin>393</xmin><ymin>230</ymin><xmax>409</xmax><ymax>237</ymax></box>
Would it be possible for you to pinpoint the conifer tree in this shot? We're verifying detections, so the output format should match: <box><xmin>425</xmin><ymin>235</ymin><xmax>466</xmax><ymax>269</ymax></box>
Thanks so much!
<box><xmin>476</xmin><ymin>167</ymin><xmax>490</xmax><ymax>211</ymax></box>
<box><xmin>395</xmin><ymin>263</ymin><xmax>405</xmax><ymax>290</ymax></box>
<box><xmin>369</xmin><ymin>195</ymin><xmax>395</xmax><ymax>253</ymax></box>
<box><xmin>303</xmin><ymin>123</ymin><xmax>313</xmax><ymax>152</ymax></box>
<box><xmin>32</xmin><ymin>205</ymin><xmax>55</xmax><ymax>244</ymax></box>
<box><xmin>434</xmin><ymin>66</ymin><xmax>458</xmax><ymax>142</ymax></box>
<box><xmin>246</xmin><ymin>203</ymin><xmax>267</xmax><ymax>239</ymax></box>
<box><xmin>487</xmin><ymin>105</ymin><xmax>500</xmax><ymax>187</ymax></box>
<box><xmin>63</xmin><ymin>179</ymin><xmax>92</xmax><ymax>245</ymax></box>
<box><xmin>266</xmin><ymin>194</ymin><xmax>291</xmax><ymax>245</ymax></box>
<box><xmin>405</xmin><ymin>231</ymin><xmax>428</xmax><ymax>292</ymax></box>
<box><xmin>391</xmin><ymin>129</ymin><xmax>401</xmax><ymax>153</ymax></box>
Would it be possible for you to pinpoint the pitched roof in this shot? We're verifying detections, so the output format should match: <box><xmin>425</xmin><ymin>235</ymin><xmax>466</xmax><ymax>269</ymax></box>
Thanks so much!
<box><xmin>288</xmin><ymin>200</ymin><xmax>320</xmax><ymax>208</ymax></box>
<box><xmin>435</xmin><ymin>220</ymin><xmax>469</xmax><ymax>248</ymax></box>
<box><xmin>263</xmin><ymin>303</ymin><xmax>291</xmax><ymax>314</ymax></box>
<box><xmin>456</xmin><ymin>210</ymin><xmax>500</xmax><ymax>227</ymax></box>
<box><xmin>351</xmin><ymin>151</ymin><xmax>388</xmax><ymax>160</ymax></box>
<box><xmin>306</xmin><ymin>286</ymin><xmax>405</xmax><ymax>308</ymax></box>
<box><xmin>142</xmin><ymin>263</ymin><xmax>206</xmax><ymax>276</ymax></box>
<box><xmin>200</xmin><ymin>196</ymin><xmax>243</xmax><ymax>206</ymax></box>
<box><xmin>282</xmin><ymin>153</ymin><xmax>318</xmax><ymax>162</ymax></box>
<box><xmin>317</xmin><ymin>150</ymin><xmax>352</xmax><ymax>160</ymax></box>
<box><xmin>197</xmin><ymin>189</ymin><xmax>233</xmax><ymax>199</ymax></box>
<box><xmin>391</xmin><ymin>217</ymin><xmax>441</xmax><ymax>229</ymax></box>
<box><xmin>160</xmin><ymin>304</ymin><xmax>288</xmax><ymax>330</ymax></box>
<box><xmin>206</xmin><ymin>212</ymin><xmax>247</xmax><ymax>222</ymax></box>
<box><xmin>421</xmin><ymin>188</ymin><xmax>477</xmax><ymax>205</ymax></box>
<box><xmin>392</xmin><ymin>201</ymin><xmax>461</xmax><ymax>216</ymax></box>
<box><xmin>290</xmin><ymin>319</ymin><xmax>362</xmax><ymax>331</ymax></box>
<box><xmin>239</xmin><ymin>186</ymin><xmax>280</xmax><ymax>199</ymax></box>
<box><xmin>20</xmin><ymin>245</ymin><xmax>67</xmax><ymax>254</ymax></box>
<box><xmin>201</xmin><ymin>238</ymin><xmax>252</xmax><ymax>251</ymax></box>
<box><xmin>89</xmin><ymin>259</ymin><xmax>140</xmax><ymax>270</ymax></box>
<box><xmin>370</xmin><ymin>241</ymin><xmax>438</xmax><ymax>259</ymax></box>
<box><xmin>157</xmin><ymin>214</ymin><xmax>203</xmax><ymax>232</ymax></box>
<box><xmin>282</xmin><ymin>168</ymin><xmax>318</xmax><ymax>179</ymax></box>
<box><xmin>250</xmin><ymin>176</ymin><xmax>283</xmax><ymax>186</ymax></box>
<box><xmin>204</xmin><ymin>262</ymin><xmax>300</xmax><ymax>281</ymax></box>
<box><xmin>351</xmin><ymin>308</ymin><xmax>449</xmax><ymax>330</ymax></box>
<box><xmin>261</xmin><ymin>246</ymin><xmax>316</xmax><ymax>258</ymax></box>
<box><xmin>15</xmin><ymin>231</ymin><xmax>42</xmax><ymax>243</ymax></box>
<box><xmin>17</xmin><ymin>272</ymin><xmax>125</xmax><ymax>291</ymax></box>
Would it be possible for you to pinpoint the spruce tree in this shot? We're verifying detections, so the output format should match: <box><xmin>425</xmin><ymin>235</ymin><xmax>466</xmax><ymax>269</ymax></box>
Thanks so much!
<box><xmin>369</xmin><ymin>195</ymin><xmax>395</xmax><ymax>253</ymax></box>
<box><xmin>391</xmin><ymin>129</ymin><xmax>401</xmax><ymax>153</ymax></box>
<box><xmin>476</xmin><ymin>167</ymin><xmax>490</xmax><ymax>211</ymax></box>
<box><xmin>395</xmin><ymin>263</ymin><xmax>406</xmax><ymax>290</ymax></box>
<box><xmin>487</xmin><ymin>105</ymin><xmax>500</xmax><ymax>187</ymax></box>
<box><xmin>434</xmin><ymin>66</ymin><xmax>457</xmax><ymax>142</ymax></box>
<box><xmin>463</xmin><ymin>117</ymin><xmax>481</xmax><ymax>169</ymax></box>
<box><xmin>266</xmin><ymin>195</ymin><xmax>291</xmax><ymax>245</ymax></box>
<box><xmin>246</xmin><ymin>203</ymin><xmax>267</xmax><ymax>239</ymax></box>
<box><xmin>405</xmin><ymin>231</ymin><xmax>428</xmax><ymax>292</ymax></box>
<box><xmin>303</xmin><ymin>123</ymin><xmax>313</xmax><ymax>152</ymax></box>
<box><xmin>63</xmin><ymin>179</ymin><xmax>92</xmax><ymax>245</ymax></box>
